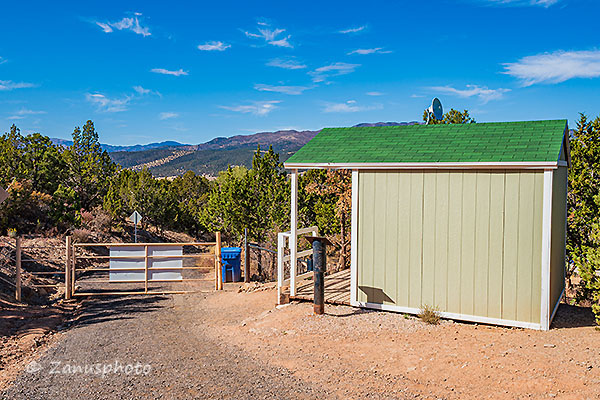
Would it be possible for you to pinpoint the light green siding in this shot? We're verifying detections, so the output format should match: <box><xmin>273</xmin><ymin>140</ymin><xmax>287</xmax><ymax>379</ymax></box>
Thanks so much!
<box><xmin>357</xmin><ymin>169</ymin><xmax>545</xmax><ymax>324</ymax></box>
<box><xmin>550</xmin><ymin>166</ymin><xmax>567</xmax><ymax>310</ymax></box>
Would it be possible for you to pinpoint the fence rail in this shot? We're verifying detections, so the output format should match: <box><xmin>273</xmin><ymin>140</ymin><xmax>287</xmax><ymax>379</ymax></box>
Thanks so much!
<box><xmin>3</xmin><ymin>233</ymin><xmax>224</xmax><ymax>301</ymax></box>
<box><xmin>70</xmin><ymin>235</ymin><xmax>223</xmax><ymax>297</ymax></box>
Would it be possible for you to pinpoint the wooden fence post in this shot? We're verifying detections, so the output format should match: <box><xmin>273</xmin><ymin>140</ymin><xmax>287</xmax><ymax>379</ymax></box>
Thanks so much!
<box><xmin>144</xmin><ymin>245</ymin><xmax>149</xmax><ymax>293</ymax></box>
<box><xmin>15</xmin><ymin>237</ymin><xmax>21</xmax><ymax>302</ymax></box>
<box><xmin>244</xmin><ymin>228</ymin><xmax>250</xmax><ymax>283</ymax></box>
<box><xmin>65</xmin><ymin>236</ymin><xmax>72</xmax><ymax>300</ymax></box>
<box><xmin>215</xmin><ymin>232</ymin><xmax>222</xmax><ymax>290</ymax></box>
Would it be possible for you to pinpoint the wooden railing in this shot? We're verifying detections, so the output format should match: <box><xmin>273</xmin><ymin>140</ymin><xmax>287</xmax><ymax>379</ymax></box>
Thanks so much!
<box><xmin>277</xmin><ymin>226</ymin><xmax>318</xmax><ymax>304</ymax></box>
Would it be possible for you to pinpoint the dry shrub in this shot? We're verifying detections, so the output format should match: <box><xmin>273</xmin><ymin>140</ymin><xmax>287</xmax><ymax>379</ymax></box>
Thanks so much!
<box><xmin>418</xmin><ymin>304</ymin><xmax>441</xmax><ymax>325</ymax></box>
<box><xmin>72</xmin><ymin>228</ymin><xmax>92</xmax><ymax>243</ymax></box>
<box><xmin>80</xmin><ymin>207</ymin><xmax>112</xmax><ymax>238</ymax></box>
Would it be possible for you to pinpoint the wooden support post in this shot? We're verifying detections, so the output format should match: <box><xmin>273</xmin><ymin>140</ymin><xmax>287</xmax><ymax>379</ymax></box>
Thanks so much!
<box><xmin>244</xmin><ymin>228</ymin><xmax>250</xmax><ymax>283</ymax></box>
<box><xmin>277</xmin><ymin>233</ymin><xmax>288</xmax><ymax>305</ymax></box>
<box><xmin>144</xmin><ymin>245</ymin><xmax>149</xmax><ymax>293</ymax></box>
<box><xmin>290</xmin><ymin>169</ymin><xmax>298</xmax><ymax>296</ymax></box>
<box><xmin>215</xmin><ymin>232</ymin><xmax>222</xmax><ymax>290</ymax></box>
<box><xmin>71</xmin><ymin>243</ymin><xmax>76</xmax><ymax>296</ymax></box>
<box><xmin>65</xmin><ymin>236</ymin><xmax>72</xmax><ymax>300</ymax></box>
<box><xmin>15</xmin><ymin>237</ymin><xmax>21</xmax><ymax>302</ymax></box>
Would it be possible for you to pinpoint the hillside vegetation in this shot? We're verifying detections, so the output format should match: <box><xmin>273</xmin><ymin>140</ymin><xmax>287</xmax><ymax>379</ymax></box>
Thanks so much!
<box><xmin>109</xmin><ymin>129</ymin><xmax>317</xmax><ymax>177</ymax></box>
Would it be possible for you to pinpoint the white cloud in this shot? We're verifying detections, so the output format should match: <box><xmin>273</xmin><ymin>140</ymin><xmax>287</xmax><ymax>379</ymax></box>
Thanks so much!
<box><xmin>482</xmin><ymin>0</ymin><xmax>559</xmax><ymax>6</ymax></box>
<box><xmin>366</xmin><ymin>91</ymin><xmax>384</xmax><ymax>96</ymax></box>
<box><xmin>133</xmin><ymin>85</ymin><xmax>161</xmax><ymax>97</ymax></box>
<box><xmin>85</xmin><ymin>93</ymin><xmax>131</xmax><ymax>112</ymax></box>
<box><xmin>0</xmin><ymin>80</ymin><xmax>36</xmax><ymax>91</ymax></box>
<box><xmin>323</xmin><ymin>100</ymin><xmax>382</xmax><ymax>113</ymax></box>
<box><xmin>0</xmin><ymin>56</ymin><xmax>7</xmax><ymax>65</ymax></box>
<box><xmin>309</xmin><ymin>62</ymin><xmax>360</xmax><ymax>83</ymax></box>
<box><xmin>198</xmin><ymin>41</ymin><xmax>231</xmax><ymax>51</ymax></box>
<box><xmin>266</xmin><ymin>58</ymin><xmax>307</xmax><ymax>70</ymax></box>
<box><xmin>254</xmin><ymin>84</ymin><xmax>312</xmax><ymax>95</ymax></box>
<box><xmin>95</xmin><ymin>13</ymin><xmax>151</xmax><ymax>37</ymax></box>
<box><xmin>151</xmin><ymin>68</ymin><xmax>188</xmax><ymax>76</ymax></box>
<box><xmin>428</xmin><ymin>84</ymin><xmax>510</xmax><ymax>103</ymax></box>
<box><xmin>502</xmin><ymin>50</ymin><xmax>600</xmax><ymax>86</ymax></box>
<box><xmin>244</xmin><ymin>24</ymin><xmax>293</xmax><ymax>48</ymax></box>
<box><xmin>96</xmin><ymin>22</ymin><xmax>113</xmax><ymax>33</ymax></box>
<box><xmin>159</xmin><ymin>112</ymin><xmax>179</xmax><ymax>120</ymax></box>
<box><xmin>220</xmin><ymin>100</ymin><xmax>281</xmax><ymax>116</ymax></box>
<box><xmin>6</xmin><ymin>108</ymin><xmax>46</xmax><ymax>120</ymax></box>
<box><xmin>133</xmin><ymin>85</ymin><xmax>150</xmax><ymax>95</ymax></box>
<box><xmin>347</xmin><ymin>48</ymin><xmax>392</xmax><ymax>55</ymax></box>
<box><xmin>339</xmin><ymin>25</ymin><xmax>366</xmax><ymax>34</ymax></box>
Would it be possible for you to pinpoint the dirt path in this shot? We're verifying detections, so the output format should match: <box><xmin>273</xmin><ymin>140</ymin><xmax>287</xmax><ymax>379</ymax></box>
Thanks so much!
<box><xmin>2</xmin><ymin>280</ymin><xmax>600</xmax><ymax>399</ymax></box>
<box><xmin>0</xmin><ymin>290</ymin><xmax>332</xmax><ymax>400</ymax></box>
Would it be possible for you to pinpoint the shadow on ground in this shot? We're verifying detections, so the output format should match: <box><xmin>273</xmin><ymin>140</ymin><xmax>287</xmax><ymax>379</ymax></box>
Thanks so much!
<box><xmin>551</xmin><ymin>303</ymin><xmax>596</xmax><ymax>329</ymax></box>
<box><xmin>70</xmin><ymin>295</ymin><xmax>169</xmax><ymax>328</ymax></box>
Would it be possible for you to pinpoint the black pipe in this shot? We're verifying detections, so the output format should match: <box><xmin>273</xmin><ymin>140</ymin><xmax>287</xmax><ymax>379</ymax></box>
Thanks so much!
<box><xmin>306</xmin><ymin>236</ymin><xmax>331</xmax><ymax>315</ymax></box>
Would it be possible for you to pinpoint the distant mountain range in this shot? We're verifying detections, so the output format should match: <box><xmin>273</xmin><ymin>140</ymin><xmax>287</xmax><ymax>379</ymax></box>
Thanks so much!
<box><xmin>51</xmin><ymin>121</ymin><xmax>420</xmax><ymax>177</ymax></box>
<box><xmin>50</xmin><ymin>138</ymin><xmax>191</xmax><ymax>153</ymax></box>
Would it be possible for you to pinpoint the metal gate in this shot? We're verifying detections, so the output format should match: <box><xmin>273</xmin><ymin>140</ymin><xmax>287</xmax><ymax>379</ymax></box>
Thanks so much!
<box><xmin>66</xmin><ymin>233</ymin><xmax>223</xmax><ymax>298</ymax></box>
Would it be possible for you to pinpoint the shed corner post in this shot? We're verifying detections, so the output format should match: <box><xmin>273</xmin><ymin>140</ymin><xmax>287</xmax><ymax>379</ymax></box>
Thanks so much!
<box><xmin>350</xmin><ymin>169</ymin><xmax>359</xmax><ymax>306</ymax></box>
<box><xmin>540</xmin><ymin>169</ymin><xmax>554</xmax><ymax>330</ymax></box>
<box><xmin>290</xmin><ymin>169</ymin><xmax>298</xmax><ymax>297</ymax></box>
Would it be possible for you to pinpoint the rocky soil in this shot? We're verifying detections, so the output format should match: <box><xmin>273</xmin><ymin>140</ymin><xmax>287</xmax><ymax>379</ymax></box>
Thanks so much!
<box><xmin>1</xmin><ymin>278</ymin><xmax>599</xmax><ymax>399</ymax></box>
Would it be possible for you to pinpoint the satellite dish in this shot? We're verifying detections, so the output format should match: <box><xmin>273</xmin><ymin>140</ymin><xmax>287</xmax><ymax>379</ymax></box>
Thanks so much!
<box><xmin>427</xmin><ymin>98</ymin><xmax>443</xmax><ymax>123</ymax></box>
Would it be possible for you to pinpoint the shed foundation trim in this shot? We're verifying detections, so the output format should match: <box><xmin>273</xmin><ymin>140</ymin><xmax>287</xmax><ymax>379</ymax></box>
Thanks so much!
<box><xmin>356</xmin><ymin>302</ymin><xmax>543</xmax><ymax>330</ymax></box>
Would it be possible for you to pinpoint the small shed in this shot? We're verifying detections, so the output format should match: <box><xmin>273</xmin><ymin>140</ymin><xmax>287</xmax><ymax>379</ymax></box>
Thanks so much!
<box><xmin>283</xmin><ymin>120</ymin><xmax>570</xmax><ymax>330</ymax></box>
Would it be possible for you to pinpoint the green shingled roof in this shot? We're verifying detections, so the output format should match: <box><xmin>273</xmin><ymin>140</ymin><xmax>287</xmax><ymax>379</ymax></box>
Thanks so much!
<box><xmin>285</xmin><ymin>120</ymin><xmax>567</xmax><ymax>165</ymax></box>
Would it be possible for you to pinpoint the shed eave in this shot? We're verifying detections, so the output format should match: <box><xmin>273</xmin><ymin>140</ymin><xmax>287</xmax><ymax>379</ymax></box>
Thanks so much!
<box><xmin>284</xmin><ymin>161</ymin><xmax>560</xmax><ymax>170</ymax></box>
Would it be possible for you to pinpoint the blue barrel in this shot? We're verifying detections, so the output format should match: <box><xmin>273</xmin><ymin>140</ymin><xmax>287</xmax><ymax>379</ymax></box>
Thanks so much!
<box><xmin>221</xmin><ymin>247</ymin><xmax>242</xmax><ymax>283</ymax></box>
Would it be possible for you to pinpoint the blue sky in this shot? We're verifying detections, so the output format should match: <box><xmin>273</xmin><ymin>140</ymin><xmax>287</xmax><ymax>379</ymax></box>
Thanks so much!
<box><xmin>1</xmin><ymin>0</ymin><xmax>599</xmax><ymax>145</ymax></box>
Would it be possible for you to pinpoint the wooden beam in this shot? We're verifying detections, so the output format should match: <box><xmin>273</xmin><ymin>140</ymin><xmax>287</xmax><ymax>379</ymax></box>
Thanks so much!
<box><xmin>73</xmin><ymin>242</ymin><xmax>217</xmax><ymax>247</ymax></box>
<box><xmin>15</xmin><ymin>237</ymin><xmax>21</xmax><ymax>302</ymax></box>
<box><xmin>215</xmin><ymin>232</ymin><xmax>223</xmax><ymax>290</ymax></box>
<box><xmin>65</xmin><ymin>236</ymin><xmax>72</xmax><ymax>300</ymax></box>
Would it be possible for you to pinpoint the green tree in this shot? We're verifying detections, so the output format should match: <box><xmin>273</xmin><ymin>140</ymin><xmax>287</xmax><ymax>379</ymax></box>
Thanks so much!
<box><xmin>567</xmin><ymin>113</ymin><xmax>600</xmax><ymax>323</ymax></box>
<box><xmin>62</xmin><ymin>120</ymin><xmax>116</xmax><ymax>210</ymax></box>
<box><xmin>21</xmin><ymin>133</ymin><xmax>65</xmax><ymax>194</ymax></box>
<box><xmin>169</xmin><ymin>171</ymin><xmax>210</xmax><ymax>235</ymax></box>
<box><xmin>423</xmin><ymin>108</ymin><xmax>475</xmax><ymax>124</ymax></box>
<box><xmin>301</xmin><ymin>169</ymin><xmax>351</xmax><ymax>269</ymax></box>
<box><xmin>0</xmin><ymin>125</ymin><xmax>25</xmax><ymax>188</ymax></box>
<box><xmin>202</xmin><ymin>147</ymin><xmax>289</xmax><ymax>277</ymax></box>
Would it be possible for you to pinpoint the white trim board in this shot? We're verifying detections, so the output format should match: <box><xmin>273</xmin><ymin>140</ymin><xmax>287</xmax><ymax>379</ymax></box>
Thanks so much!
<box><xmin>356</xmin><ymin>302</ymin><xmax>543</xmax><ymax>331</ymax></box>
<box><xmin>540</xmin><ymin>169</ymin><xmax>554</xmax><ymax>331</ymax></box>
<box><xmin>350</xmin><ymin>170</ymin><xmax>359</xmax><ymax>306</ymax></box>
<box><xmin>284</xmin><ymin>161</ymin><xmax>559</xmax><ymax>170</ymax></box>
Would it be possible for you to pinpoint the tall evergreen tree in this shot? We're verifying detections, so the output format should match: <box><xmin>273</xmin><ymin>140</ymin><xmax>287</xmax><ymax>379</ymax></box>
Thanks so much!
<box><xmin>62</xmin><ymin>120</ymin><xmax>116</xmax><ymax>210</ymax></box>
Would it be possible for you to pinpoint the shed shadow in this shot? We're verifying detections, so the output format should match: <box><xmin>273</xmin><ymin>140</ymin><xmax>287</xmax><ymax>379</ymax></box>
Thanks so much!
<box><xmin>550</xmin><ymin>303</ymin><xmax>596</xmax><ymax>329</ymax></box>
<box><xmin>358</xmin><ymin>286</ymin><xmax>394</xmax><ymax>304</ymax></box>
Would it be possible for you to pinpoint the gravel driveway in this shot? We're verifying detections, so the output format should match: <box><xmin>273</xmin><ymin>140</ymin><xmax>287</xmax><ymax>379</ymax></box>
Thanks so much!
<box><xmin>1</xmin><ymin>288</ymin><xmax>332</xmax><ymax>400</ymax></box>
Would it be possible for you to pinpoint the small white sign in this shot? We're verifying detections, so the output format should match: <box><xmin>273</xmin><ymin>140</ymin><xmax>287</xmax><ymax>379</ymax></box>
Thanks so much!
<box><xmin>0</xmin><ymin>187</ymin><xmax>8</xmax><ymax>204</ymax></box>
<box><xmin>129</xmin><ymin>211</ymin><xmax>142</xmax><ymax>225</ymax></box>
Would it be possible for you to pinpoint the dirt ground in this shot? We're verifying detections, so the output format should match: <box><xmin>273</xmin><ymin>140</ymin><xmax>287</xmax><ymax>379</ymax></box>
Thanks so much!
<box><xmin>1</xmin><ymin>279</ymin><xmax>599</xmax><ymax>399</ymax></box>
